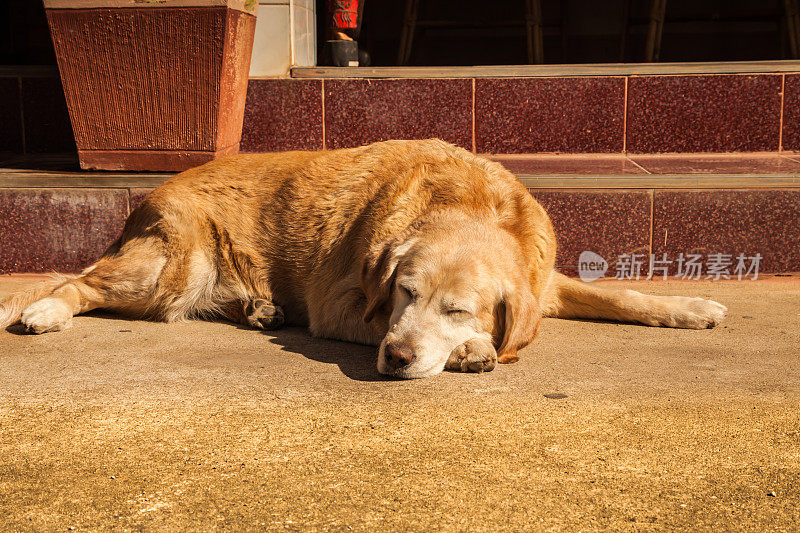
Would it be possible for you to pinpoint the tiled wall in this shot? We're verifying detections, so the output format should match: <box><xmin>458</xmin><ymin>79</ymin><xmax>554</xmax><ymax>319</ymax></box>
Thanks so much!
<box><xmin>0</xmin><ymin>186</ymin><xmax>164</xmax><ymax>274</ymax></box>
<box><xmin>533</xmin><ymin>188</ymin><xmax>800</xmax><ymax>277</ymax></box>
<box><xmin>0</xmin><ymin>72</ymin><xmax>75</xmax><ymax>155</ymax></box>
<box><xmin>1</xmin><ymin>185</ymin><xmax>798</xmax><ymax>275</ymax></box>
<box><xmin>2</xmin><ymin>71</ymin><xmax>800</xmax><ymax>275</ymax></box>
<box><xmin>0</xmin><ymin>188</ymin><xmax>137</xmax><ymax>273</ymax></box>
<box><xmin>241</xmin><ymin>73</ymin><xmax>800</xmax><ymax>154</ymax></box>
<box><xmin>5</xmin><ymin>71</ymin><xmax>799</xmax><ymax>157</ymax></box>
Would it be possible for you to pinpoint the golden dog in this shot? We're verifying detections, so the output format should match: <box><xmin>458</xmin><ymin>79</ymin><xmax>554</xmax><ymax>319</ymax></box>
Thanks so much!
<box><xmin>0</xmin><ymin>139</ymin><xmax>727</xmax><ymax>378</ymax></box>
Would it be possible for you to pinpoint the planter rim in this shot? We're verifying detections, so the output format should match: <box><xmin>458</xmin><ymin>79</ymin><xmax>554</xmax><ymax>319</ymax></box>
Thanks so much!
<box><xmin>43</xmin><ymin>0</ymin><xmax>256</xmax><ymax>13</ymax></box>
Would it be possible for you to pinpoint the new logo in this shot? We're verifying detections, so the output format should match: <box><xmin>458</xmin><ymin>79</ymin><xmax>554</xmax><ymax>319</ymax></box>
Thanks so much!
<box><xmin>577</xmin><ymin>251</ymin><xmax>608</xmax><ymax>282</ymax></box>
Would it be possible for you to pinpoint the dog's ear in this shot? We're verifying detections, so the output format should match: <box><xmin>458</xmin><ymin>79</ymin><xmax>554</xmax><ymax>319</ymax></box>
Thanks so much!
<box><xmin>361</xmin><ymin>238</ymin><xmax>414</xmax><ymax>323</ymax></box>
<box><xmin>496</xmin><ymin>283</ymin><xmax>541</xmax><ymax>363</ymax></box>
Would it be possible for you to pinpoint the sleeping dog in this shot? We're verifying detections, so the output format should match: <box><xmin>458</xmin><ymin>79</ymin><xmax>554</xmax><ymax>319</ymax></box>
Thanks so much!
<box><xmin>0</xmin><ymin>139</ymin><xmax>727</xmax><ymax>378</ymax></box>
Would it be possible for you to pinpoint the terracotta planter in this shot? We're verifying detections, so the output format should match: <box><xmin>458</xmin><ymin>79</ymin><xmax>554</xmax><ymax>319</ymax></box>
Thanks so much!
<box><xmin>44</xmin><ymin>0</ymin><xmax>257</xmax><ymax>171</ymax></box>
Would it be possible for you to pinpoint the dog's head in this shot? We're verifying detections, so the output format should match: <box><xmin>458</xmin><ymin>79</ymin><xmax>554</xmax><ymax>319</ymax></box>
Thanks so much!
<box><xmin>361</xmin><ymin>215</ymin><xmax>540</xmax><ymax>379</ymax></box>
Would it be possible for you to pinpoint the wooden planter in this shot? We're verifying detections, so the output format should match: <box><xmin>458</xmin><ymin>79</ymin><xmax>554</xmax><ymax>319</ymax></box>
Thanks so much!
<box><xmin>44</xmin><ymin>0</ymin><xmax>257</xmax><ymax>171</ymax></box>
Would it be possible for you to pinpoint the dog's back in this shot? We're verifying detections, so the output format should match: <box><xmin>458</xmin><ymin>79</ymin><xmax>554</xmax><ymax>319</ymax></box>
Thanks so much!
<box><xmin>133</xmin><ymin>140</ymin><xmax>548</xmax><ymax>319</ymax></box>
<box><xmin>1</xmin><ymin>139</ymin><xmax>551</xmax><ymax>332</ymax></box>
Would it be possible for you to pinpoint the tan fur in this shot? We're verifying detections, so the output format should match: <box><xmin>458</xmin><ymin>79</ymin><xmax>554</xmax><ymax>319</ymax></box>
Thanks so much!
<box><xmin>0</xmin><ymin>139</ymin><xmax>726</xmax><ymax>377</ymax></box>
<box><xmin>0</xmin><ymin>274</ymin><xmax>77</xmax><ymax>328</ymax></box>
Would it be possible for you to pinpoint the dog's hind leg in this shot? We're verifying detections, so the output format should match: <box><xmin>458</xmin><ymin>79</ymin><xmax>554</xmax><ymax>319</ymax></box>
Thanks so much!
<box><xmin>241</xmin><ymin>298</ymin><xmax>285</xmax><ymax>330</ymax></box>
<box><xmin>17</xmin><ymin>236</ymin><xmax>167</xmax><ymax>334</ymax></box>
<box><xmin>541</xmin><ymin>271</ymin><xmax>727</xmax><ymax>329</ymax></box>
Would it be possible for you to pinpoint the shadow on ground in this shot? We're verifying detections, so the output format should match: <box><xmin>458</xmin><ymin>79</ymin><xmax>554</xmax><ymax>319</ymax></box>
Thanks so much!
<box><xmin>253</xmin><ymin>326</ymin><xmax>388</xmax><ymax>382</ymax></box>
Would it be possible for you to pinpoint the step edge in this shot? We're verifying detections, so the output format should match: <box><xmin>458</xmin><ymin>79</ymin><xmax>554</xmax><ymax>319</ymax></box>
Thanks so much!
<box><xmin>291</xmin><ymin>60</ymin><xmax>800</xmax><ymax>79</ymax></box>
<box><xmin>1</xmin><ymin>174</ymin><xmax>797</xmax><ymax>190</ymax></box>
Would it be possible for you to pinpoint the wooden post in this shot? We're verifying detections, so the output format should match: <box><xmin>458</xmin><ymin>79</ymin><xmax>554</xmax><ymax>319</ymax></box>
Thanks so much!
<box><xmin>397</xmin><ymin>0</ymin><xmax>420</xmax><ymax>66</ymax></box>
<box><xmin>645</xmin><ymin>0</ymin><xmax>667</xmax><ymax>62</ymax></box>
<box><xmin>785</xmin><ymin>0</ymin><xmax>800</xmax><ymax>58</ymax></box>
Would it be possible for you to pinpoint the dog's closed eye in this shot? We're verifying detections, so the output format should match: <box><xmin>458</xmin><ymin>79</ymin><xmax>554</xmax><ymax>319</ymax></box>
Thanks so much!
<box><xmin>400</xmin><ymin>285</ymin><xmax>417</xmax><ymax>300</ymax></box>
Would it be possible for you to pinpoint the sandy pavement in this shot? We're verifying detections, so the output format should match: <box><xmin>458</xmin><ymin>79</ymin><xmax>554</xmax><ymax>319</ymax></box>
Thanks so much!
<box><xmin>1</xmin><ymin>276</ymin><xmax>799</xmax><ymax>531</ymax></box>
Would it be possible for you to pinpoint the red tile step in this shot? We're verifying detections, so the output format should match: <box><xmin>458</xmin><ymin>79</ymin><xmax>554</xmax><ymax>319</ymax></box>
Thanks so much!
<box><xmin>489</xmin><ymin>153</ymin><xmax>800</xmax><ymax>176</ymax></box>
<box><xmin>240</xmin><ymin>71</ymin><xmax>795</xmax><ymax>156</ymax></box>
<box><xmin>5</xmin><ymin>66</ymin><xmax>800</xmax><ymax>167</ymax></box>
<box><xmin>0</xmin><ymin>154</ymin><xmax>798</xmax><ymax>277</ymax></box>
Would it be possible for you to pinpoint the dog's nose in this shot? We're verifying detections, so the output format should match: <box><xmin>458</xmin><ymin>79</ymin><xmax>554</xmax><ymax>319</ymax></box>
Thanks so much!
<box><xmin>385</xmin><ymin>342</ymin><xmax>414</xmax><ymax>369</ymax></box>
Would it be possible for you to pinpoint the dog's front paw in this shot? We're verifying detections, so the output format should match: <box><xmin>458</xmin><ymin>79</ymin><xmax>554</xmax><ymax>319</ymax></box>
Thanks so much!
<box><xmin>20</xmin><ymin>297</ymin><xmax>73</xmax><ymax>334</ymax></box>
<box><xmin>663</xmin><ymin>297</ymin><xmax>728</xmax><ymax>329</ymax></box>
<box><xmin>445</xmin><ymin>338</ymin><xmax>497</xmax><ymax>373</ymax></box>
<box><xmin>244</xmin><ymin>299</ymin><xmax>285</xmax><ymax>330</ymax></box>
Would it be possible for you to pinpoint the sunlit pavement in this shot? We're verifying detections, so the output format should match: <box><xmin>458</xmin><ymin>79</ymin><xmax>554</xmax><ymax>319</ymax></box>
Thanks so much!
<box><xmin>1</xmin><ymin>276</ymin><xmax>799</xmax><ymax>530</ymax></box>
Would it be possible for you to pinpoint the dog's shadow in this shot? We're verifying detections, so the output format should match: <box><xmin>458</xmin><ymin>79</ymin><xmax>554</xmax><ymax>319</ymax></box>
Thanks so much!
<box><xmin>4</xmin><ymin>323</ymin><xmax>30</xmax><ymax>335</ymax></box>
<box><xmin>255</xmin><ymin>317</ymin><xmax>633</xmax><ymax>382</ymax></box>
<box><xmin>235</xmin><ymin>323</ymin><xmax>391</xmax><ymax>382</ymax></box>
<box><xmin>6</xmin><ymin>313</ymin><xmax>390</xmax><ymax>383</ymax></box>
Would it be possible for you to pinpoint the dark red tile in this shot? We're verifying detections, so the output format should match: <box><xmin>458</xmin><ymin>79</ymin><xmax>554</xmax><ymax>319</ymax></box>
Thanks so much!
<box><xmin>627</xmin><ymin>75</ymin><xmax>782</xmax><ymax>154</ymax></box>
<box><xmin>490</xmin><ymin>154</ymin><xmax>646</xmax><ymax>175</ymax></box>
<box><xmin>630</xmin><ymin>154</ymin><xmax>800</xmax><ymax>174</ymax></box>
<box><xmin>324</xmin><ymin>79</ymin><xmax>472</xmax><ymax>150</ymax></box>
<box><xmin>476</xmin><ymin>77</ymin><xmax>625</xmax><ymax>154</ymax></box>
<box><xmin>652</xmin><ymin>190</ymin><xmax>800</xmax><ymax>275</ymax></box>
<box><xmin>531</xmin><ymin>190</ymin><xmax>652</xmax><ymax>277</ymax></box>
<box><xmin>0</xmin><ymin>188</ymin><xmax>128</xmax><ymax>274</ymax></box>
<box><xmin>0</xmin><ymin>78</ymin><xmax>23</xmax><ymax>153</ymax></box>
<box><xmin>129</xmin><ymin>188</ymin><xmax>156</xmax><ymax>212</ymax></box>
<box><xmin>781</xmin><ymin>74</ymin><xmax>800</xmax><ymax>152</ymax></box>
<box><xmin>241</xmin><ymin>79</ymin><xmax>322</xmax><ymax>152</ymax></box>
<box><xmin>21</xmin><ymin>77</ymin><xmax>77</xmax><ymax>154</ymax></box>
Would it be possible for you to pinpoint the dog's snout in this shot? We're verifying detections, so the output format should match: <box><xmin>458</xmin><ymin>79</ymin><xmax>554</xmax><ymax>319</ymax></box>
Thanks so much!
<box><xmin>385</xmin><ymin>342</ymin><xmax>415</xmax><ymax>369</ymax></box>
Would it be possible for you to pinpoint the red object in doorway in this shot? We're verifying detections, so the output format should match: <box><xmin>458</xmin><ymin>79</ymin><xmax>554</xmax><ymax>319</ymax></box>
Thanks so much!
<box><xmin>329</xmin><ymin>0</ymin><xmax>359</xmax><ymax>30</ymax></box>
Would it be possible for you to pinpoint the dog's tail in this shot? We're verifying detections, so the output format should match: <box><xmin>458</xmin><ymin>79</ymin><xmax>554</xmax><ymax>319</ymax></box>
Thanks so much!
<box><xmin>541</xmin><ymin>271</ymin><xmax>727</xmax><ymax>329</ymax></box>
<box><xmin>0</xmin><ymin>274</ymin><xmax>76</xmax><ymax>329</ymax></box>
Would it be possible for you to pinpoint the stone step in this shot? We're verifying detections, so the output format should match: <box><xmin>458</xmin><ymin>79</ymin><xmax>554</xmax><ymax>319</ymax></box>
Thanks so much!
<box><xmin>241</xmin><ymin>70</ymin><xmax>800</xmax><ymax>155</ymax></box>
<box><xmin>1</xmin><ymin>153</ymin><xmax>798</xmax><ymax>277</ymax></box>
<box><xmin>6</xmin><ymin>65</ymin><xmax>800</xmax><ymax>165</ymax></box>
<box><xmin>0</xmin><ymin>157</ymin><xmax>800</xmax><ymax>276</ymax></box>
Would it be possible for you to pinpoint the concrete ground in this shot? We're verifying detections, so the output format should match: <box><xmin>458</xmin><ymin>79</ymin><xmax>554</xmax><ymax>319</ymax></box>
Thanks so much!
<box><xmin>0</xmin><ymin>276</ymin><xmax>799</xmax><ymax>531</ymax></box>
